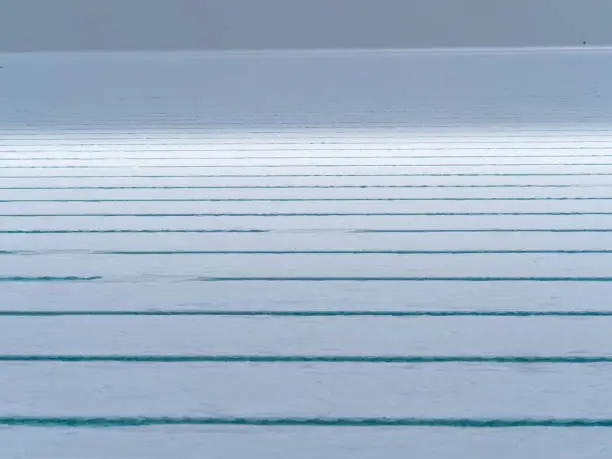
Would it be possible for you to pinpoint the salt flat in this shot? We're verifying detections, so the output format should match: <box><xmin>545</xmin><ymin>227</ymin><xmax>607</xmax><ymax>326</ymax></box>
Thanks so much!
<box><xmin>2</xmin><ymin>48</ymin><xmax>612</xmax><ymax>458</ymax></box>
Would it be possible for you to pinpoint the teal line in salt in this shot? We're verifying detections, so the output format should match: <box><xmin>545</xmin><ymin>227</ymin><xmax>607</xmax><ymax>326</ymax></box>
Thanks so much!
<box><xmin>0</xmin><ymin>310</ymin><xmax>611</xmax><ymax>317</ymax></box>
<box><xmin>4</xmin><ymin>196</ymin><xmax>612</xmax><ymax>202</ymax></box>
<box><xmin>0</xmin><ymin>229</ymin><xmax>267</xmax><ymax>234</ymax></box>
<box><xmin>1</xmin><ymin>355</ymin><xmax>612</xmax><ymax>363</ymax></box>
<box><xmin>3</xmin><ymin>416</ymin><xmax>612</xmax><ymax>427</ymax></box>
<box><xmin>5</xmin><ymin>162</ymin><xmax>612</xmax><ymax>168</ymax></box>
<box><xmin>355</xmin><ymin>229</ymin><xmax>612</xmax><ymax>233</ymax></box>
<box><xmin>5</xmin><ymin>144</ymin><xmax>612</xmax><ymax>150</ymax></box>
<box><xmin>6</xmin><ymin>172</ymin><xmax>612</xmax><ymax>178</ymax></box>
<box><xmin>91</xmin><ymin>249</ymin><xmax>612</xmax><ymax>255</ymax></box>
<box><xmin>0</xmin><ymin>184</ymin><xmax>606</xmax><ymax>190</ymax></box>
<box><xmin>5</xmin><ymin>153</ymin><xmax>612</xmax><ymax>160</ymax></box>
<box><xmin>0</xmin><ymin>229</ymin><xmax>609</xmax><ymax>234</ymax></box>
<box><xmin>4</xmin><ymin>212</ymin><xmax>612</xmax><ymax>217</ymax></box>
<box><xmin>197</xmin><ymin>277</ymin><xmax>612</xmax><ymax>282</ymax></box>
<box><xmin>0</xmin><ymin>276</ymin><xmax>102</xmax><ymax>282</ymax></box>
<box><xmin>3</xmin><ymin>229</ymin><xmax>604</xmax><ymax>234</ymax></box>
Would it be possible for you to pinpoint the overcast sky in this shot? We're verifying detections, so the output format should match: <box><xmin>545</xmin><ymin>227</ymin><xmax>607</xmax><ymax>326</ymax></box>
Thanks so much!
<box><xmin>1</xmin><ymin>0</ymin><xmax>611</xmax><ymax>51</ymax></box>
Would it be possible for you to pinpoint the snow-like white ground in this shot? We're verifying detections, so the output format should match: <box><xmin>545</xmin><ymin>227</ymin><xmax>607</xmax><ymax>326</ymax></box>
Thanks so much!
<box><xmin>2</xmin><ymin>48</ymin><xmax>612</xmax><ymax>458</ymax></box>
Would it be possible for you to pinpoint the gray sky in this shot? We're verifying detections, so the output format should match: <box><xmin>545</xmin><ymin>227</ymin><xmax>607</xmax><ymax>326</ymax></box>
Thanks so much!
<box><xmin>1</xmin><ymin>0</ymin><xmax>611</xmax><ymax>51</ymax></box>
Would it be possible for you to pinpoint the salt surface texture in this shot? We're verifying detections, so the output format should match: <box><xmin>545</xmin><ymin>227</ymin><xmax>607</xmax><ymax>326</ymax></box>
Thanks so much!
<box><xmin>2</xmin><ymin>48</ymin><xmax>612</xmax><ymax>458</ymax></box>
